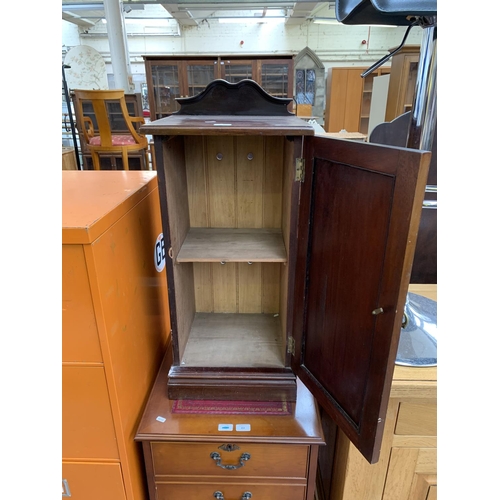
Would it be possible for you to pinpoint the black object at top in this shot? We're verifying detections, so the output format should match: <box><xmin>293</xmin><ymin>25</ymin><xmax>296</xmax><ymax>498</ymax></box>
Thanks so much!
<box><xmin>174</xmin><ymin>79</ymin><xmax>294</xmax><ymax>116</ymax></box>
<box><xmin>336</xmin><ymin>0</ymin><xmax>437</xmax><ymax>25</ymax></box>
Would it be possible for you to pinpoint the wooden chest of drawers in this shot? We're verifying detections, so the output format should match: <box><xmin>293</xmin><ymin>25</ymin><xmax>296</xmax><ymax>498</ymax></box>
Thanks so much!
<box><xmin>136</xmin><ymin>350</ymin><xmax>325</xmax><ymax>500</ymax></box>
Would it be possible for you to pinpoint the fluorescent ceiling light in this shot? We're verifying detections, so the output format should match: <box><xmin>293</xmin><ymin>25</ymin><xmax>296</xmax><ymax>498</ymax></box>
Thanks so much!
<box><xmin>219</xmin><ymin>16</ymin><xmax>285</xmax><ymax>24</ymax></box>
<box><xmin>313</xmin><ymin>18</ymin><xmax>341</xmax><ymax>25</ymax></box>
<box><xmin>313</xmin><ymin>17</ymin><xmax>397</xmax><ymax>27</ymax></box>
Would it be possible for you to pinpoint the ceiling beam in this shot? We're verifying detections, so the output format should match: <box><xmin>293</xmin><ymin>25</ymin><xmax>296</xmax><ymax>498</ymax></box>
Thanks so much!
<box><xmin>62</xmin><ymin>11</ymin><xmax>96</xmax><ymax>27</ymax></box>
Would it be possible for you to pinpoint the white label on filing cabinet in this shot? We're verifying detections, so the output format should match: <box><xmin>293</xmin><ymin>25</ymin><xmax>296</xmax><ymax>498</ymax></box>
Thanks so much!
<box><xmin>155</xmin><ymin>233</ymin><xmax>165</xmax><ymax>272</ymax></box>
<box><xmin>218</xmin><ymin>424</ymin><xmax>234</xmax><ymax>431</ymax></box>
<box><xmin>236</xmin><ymin>424</ymin><xmax>251</xmax><ymax>431</ymax></box>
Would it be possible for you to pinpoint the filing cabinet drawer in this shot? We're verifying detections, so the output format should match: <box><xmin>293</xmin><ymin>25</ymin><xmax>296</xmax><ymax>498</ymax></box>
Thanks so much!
<box><xmin>62</xmin><ymin>244</ymin><xmax>102</xmax><ymax>363</ymax></box>
<box><xmin>156</xmin><ymin>482</ymin><xmax>306</xmax><ymax>500</ymax></box>
<box><xmin>151</xmin><ymin>442</ymin><xmax>309</xmax><ymax>478</ymax></box>
<box><xmin>62</xmin><ymin>461</ymin><xmax>126</xmax><ymax>500</ymax></box>
<box><xmin>62</xmin><ymin>365</ymin><xmax>119</xmax><ymax>459</ymax></box>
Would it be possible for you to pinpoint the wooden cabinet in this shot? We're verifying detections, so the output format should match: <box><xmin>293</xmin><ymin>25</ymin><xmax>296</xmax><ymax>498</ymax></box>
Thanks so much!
<box><xmin>62</xmin><ymin>171</ymin><xmax>171</xmax><ymax>500</ymax></box>
<box><xmin>135</xmin><ymin>349</ymin><xmax>325</xmax><ymax>500</ymax></box>
<box><xmin>385</xmin><ymin>45</ymin><xmax>420</xmax><ymax>122</ymax></box>
<box><xmin>324</xmin><ymin>66</ymin><xmax>390</xmax><ymax>134</ymax></box>
<box><xmin>71</xmin><ymin>92</ymin><xmax>149</xmax><ymax>170</ymax></box>
<box><xmin>143</xmin><ymin>55</ymin><xmax>294</xmax><ymax>120</ymax></box>
<box><xmin>317</xmin><ymin>284</ymin><xmax>437</xmax><ymax>500</ymax></box>
<box><xmin>142</xmin><ymin>79</ymin><xmax>431</xmax><ymax>464</ymax></box>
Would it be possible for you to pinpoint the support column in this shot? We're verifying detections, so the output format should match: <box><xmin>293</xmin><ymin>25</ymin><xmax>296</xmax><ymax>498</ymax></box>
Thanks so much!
<box><xmin>103</xmin><ymin>0</ymin><xmax>134</xmax><ymax>92</ymax></box>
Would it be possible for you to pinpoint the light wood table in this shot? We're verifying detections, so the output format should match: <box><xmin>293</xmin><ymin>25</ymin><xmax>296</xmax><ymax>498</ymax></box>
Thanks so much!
<box><xmin>315</xmin><ymin>131</ymin><xmax>368</xmax><ymax>142</ymax></box>
<box><xmin>320</xmin><ymin>284</ymin><xmax>437</xmax><ymax>500</ymax></box>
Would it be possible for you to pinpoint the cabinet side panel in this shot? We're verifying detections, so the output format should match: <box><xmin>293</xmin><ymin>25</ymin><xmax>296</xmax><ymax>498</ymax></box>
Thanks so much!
<box><xmin>281</xmin><ymin>137</ymin><xmax>297</xmax><ymax>348</ymax></box>
<box><xmin>193</xmin><ymin>261</ymin><xmax>214</xmax><ymax>312</ymax></box>
<box><xmin>344</xmin><ymin>69</ymin><xmax>364</xmax><ymax>132</ymax></box>
<box><xmin>185</xmin><ymin>135</ymin><xmax>208</xmax><ymax>227</ymax></box>
<box><xmin>262</xmin><ymin>262</ymin><xmax>281</xmax><ymax>313</ymax></box>
<box><xmin>163</xmin><ymin>136</ymin><xmax>190</xmax><ymax>254</ymax></box>
<box><xmin>263</xmin><ymin>136</ymin><xmax>284</xmax><ymax>229</ymax></box>
<box><xmin>172</xmin><ymin>262</ymin><xmax>196</xmax><ymax>359</ymax></box>
<box><xmin>160</xmin><ymin>136</ymin><xmax>194</xmax><ymax>362</ymax></box>
<box><xmin>326</xmin><ymin>69</ymin><xmax>348</xmax><ymax>132</ymax></box>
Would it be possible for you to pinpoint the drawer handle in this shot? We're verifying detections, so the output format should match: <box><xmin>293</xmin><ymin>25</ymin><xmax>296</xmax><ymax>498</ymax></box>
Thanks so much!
<box><xmin>213</xmin><ymin>492</ymin><xmax>252</xmax><ymax>500</ymax></box>
<box><xmin>210</xmin><ymin>451</ymin><xmax>251</xmax><ymax>470</ymax></box>
<box><xmin>62</xmin><ymin>479</ymin><xmax>71</xmax><ymax>497</ymax></box>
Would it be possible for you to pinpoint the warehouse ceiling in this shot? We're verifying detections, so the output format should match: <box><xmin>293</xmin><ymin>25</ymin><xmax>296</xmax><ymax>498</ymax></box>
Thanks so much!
<box><xmin>62</xmin><ymin>1</ymin><xmax>335</xmax><ymax>28</ymax></box>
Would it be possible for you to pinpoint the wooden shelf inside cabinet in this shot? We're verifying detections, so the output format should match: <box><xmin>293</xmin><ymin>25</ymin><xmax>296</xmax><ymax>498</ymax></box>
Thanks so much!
<box><xmin>177</xmin><ymin>228</ymin><xmax>287</xmax><ymax>263</ymax></box>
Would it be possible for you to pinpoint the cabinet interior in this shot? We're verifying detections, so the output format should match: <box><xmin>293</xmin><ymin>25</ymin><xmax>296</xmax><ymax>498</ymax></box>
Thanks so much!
<box><xmin>163</xmin><ymin>134</ymin><xmax>295</xmax><ymax>368</ymax></box>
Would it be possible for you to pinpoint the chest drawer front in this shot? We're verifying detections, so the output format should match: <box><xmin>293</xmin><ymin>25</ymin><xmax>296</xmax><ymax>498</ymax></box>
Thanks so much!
<box><xmin>151</xmin><ymin>442</ymin><xmax>309</xmax><ymax>478</ymax></box>
<box><xmin>156</xmin><ymin>482</ymin><xmax>306</xmax><ymax>500</ymax></box>
<box><xmin>395</xmin><ymin>402</ymin><xmax>437</xmax><ymax>436</ymax></box>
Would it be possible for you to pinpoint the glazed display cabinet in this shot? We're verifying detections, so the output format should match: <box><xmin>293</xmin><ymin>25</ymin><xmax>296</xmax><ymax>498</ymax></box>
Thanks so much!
<box><xmin>143</xmin><ymin>55</ymin><xmax>294</xmax><ymax>119</ymax></box>
<box><xmin>142</xmin><ymin>79</ymin><xmax>431</xmax><ymax>464</ymax></box>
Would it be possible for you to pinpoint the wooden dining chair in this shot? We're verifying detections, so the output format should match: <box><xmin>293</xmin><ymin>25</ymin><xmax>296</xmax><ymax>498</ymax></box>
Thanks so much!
<box><xmin>73</xmin><ymin>89</ymin><xmax>149</xmax><ymax>171</ymax></box>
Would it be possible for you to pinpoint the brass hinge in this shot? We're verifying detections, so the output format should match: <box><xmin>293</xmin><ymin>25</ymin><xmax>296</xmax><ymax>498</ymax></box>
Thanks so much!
<box><xmin>287</xmin><ymin>336</ymin><xmax>295</xmax><ymax>354</ymax></box>
<box><xmin>295</xmin><ymin>158</ymin><xmax>305</xmax><ymax>182</ymax></box>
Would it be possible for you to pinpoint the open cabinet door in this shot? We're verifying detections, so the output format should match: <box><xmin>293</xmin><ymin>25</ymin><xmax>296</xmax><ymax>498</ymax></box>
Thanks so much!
<box><xmin>291</xmin><ymin>136</ymin><xmax>431</xmax><ymax>463</ymax></box>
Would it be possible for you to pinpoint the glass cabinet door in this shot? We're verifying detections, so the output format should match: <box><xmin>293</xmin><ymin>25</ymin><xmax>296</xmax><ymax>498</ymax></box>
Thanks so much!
<box><xmin>220</xmin><ymin>60</ymin><xmax>254</xmax><ymax>83</ymax></box>
<box><xmin>185</xmin><ymin>61</ymin><xmax>217</xmax><ymax>98</ymax></box>
<box><xmin>260</xmin><ymin>61</ymin><xmax>292</xmax><ymax>98</ymax></box>
<box><xmin>151</xmin><ymin>63</ymin><xmax>181</xmax><ymax>118</ymax></box>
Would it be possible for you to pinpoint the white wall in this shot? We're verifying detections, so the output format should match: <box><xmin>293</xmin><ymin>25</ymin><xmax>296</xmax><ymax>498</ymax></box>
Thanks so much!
<box><xmin>62</xmin><ymin>18</ymin><xmax>423</xmax><ymax>92</ymax></box>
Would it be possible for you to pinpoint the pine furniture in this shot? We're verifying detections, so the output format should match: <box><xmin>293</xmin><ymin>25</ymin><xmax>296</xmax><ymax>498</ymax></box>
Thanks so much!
<box><xmin>385</xmin><ymin>45</ymin><xmax>420</xmax><ymax>123</ymax></box>
<box><xmin>62</xmin><ymin>171</ymin><xmax>171</xmax><ymax>499</ymax></box>
<box><xmin>71</xmin><ymin>91</ymin><xmax>149</xmax><ymax>170</ymax></box>
<box><xmin>72</xmin><ymin>89</ymin><xmax>149</xmax><ymax>171</ymax></box>
<box><xmin>324</xmin><ymin>66</ymin><xmax>391</xmax><ymax>134</ymax></box>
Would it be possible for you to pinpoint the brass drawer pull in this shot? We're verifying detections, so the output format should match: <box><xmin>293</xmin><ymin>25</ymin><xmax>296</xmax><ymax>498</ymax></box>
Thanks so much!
<box><xmin>213</xmin><ymin>492</ymin><xmax>252</xmax><ymax>500</ymax></box>
<box><xmin>210</xmin><ymin>451</ymin><xmax>251</xmax><ymax>470</ymax></box>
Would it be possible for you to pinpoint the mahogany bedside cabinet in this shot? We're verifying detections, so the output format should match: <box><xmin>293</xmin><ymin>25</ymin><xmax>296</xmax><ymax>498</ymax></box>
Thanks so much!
<box><xmin>135</xmin><ymin>349</ymin><xmax>325</xmax><ymax>500</ymax></box>
<box><xmin>62</xmin><ymin>171</ymin><xmax>171</xmax><ymax>500</ymax></box>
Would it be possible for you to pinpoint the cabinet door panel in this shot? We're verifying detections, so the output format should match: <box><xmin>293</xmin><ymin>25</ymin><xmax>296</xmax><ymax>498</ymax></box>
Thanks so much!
<box><xmin>292</xmin><ymin>137</ymin><xmax>430</xmax><ymax>463</ymax></box>
<box><xmin>62</xmin><ymin>462</ymin><xmax>126</xmax><ymax>500</ymax></box>
<box><xmin>62</xmin><ymin>245</ymin><xmax>102</xmax><ymax>363</ymax></box>
<box><xmin>62</xmin><ymin>365</ymin><xmax>119</xmax><ymax>459</ymax></box>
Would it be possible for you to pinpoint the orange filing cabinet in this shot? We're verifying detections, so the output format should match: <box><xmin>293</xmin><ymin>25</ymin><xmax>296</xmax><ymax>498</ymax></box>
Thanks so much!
<box><xmin>62</xmin><ymin>171</ymin><xmax>171</xmax><ymax>500</ymax></box>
